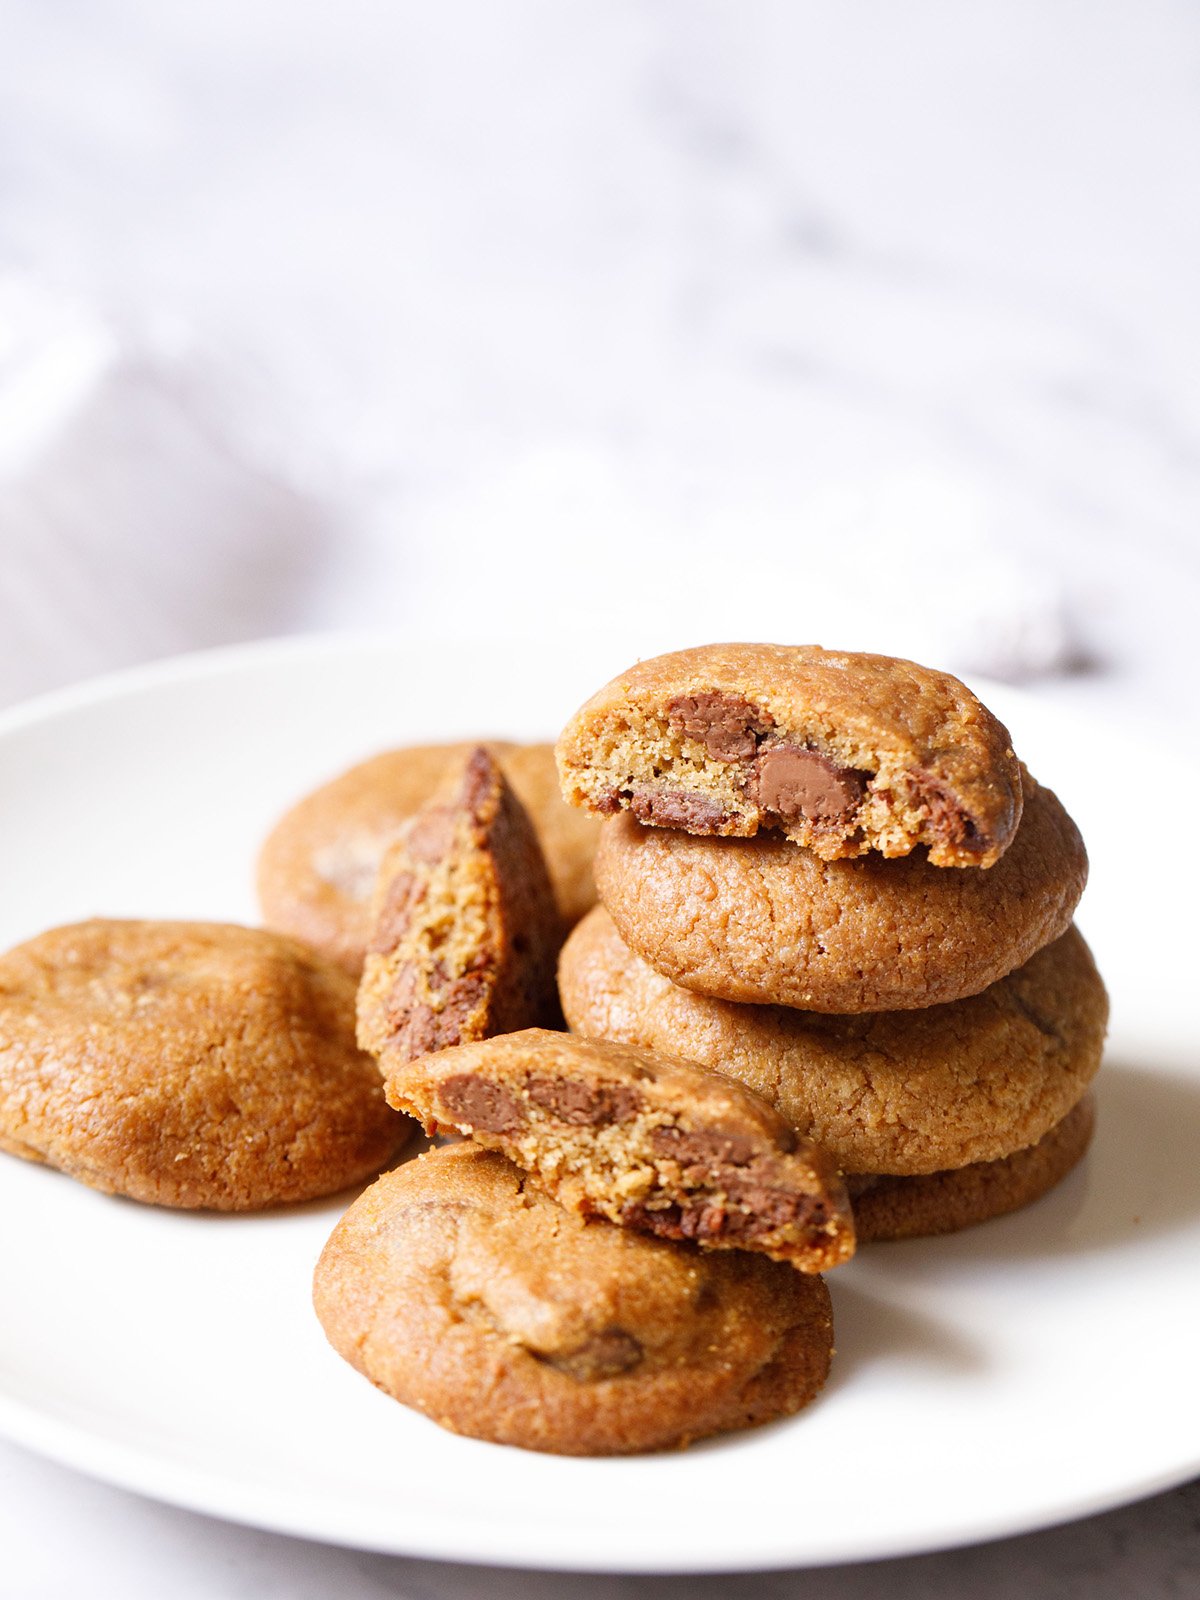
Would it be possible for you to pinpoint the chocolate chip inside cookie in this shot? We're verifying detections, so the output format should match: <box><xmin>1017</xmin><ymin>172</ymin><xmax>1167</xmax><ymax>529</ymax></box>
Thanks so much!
<box><xmin>382</xmin><ymin>1028</ymin><xmax>855</xmax><ymax>1272</ymax></box>
<box><xmin>557</xmin><ymin>643</ymin><xmax>1023</xmax><ymax>866</ymax></box>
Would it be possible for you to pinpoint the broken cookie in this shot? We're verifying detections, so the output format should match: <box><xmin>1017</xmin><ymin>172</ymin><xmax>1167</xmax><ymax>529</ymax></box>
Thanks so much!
<box><xmin>381</xmin><ymin>1028</ymin><xmax>855</xmax><ymax>1272</ymax></box>
<box><xmin>556</xmin><ymin>643</ymin><xmax>1023</xmax><ymax>867</ymax></box>
<box><xmin>356</xmin><ymin>746</ymin><xmax>561</xmax><ymax>1066</ymax></box>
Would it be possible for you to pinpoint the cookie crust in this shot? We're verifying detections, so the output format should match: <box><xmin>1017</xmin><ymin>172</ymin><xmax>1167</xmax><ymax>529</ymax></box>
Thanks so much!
<box><xmin>313</xmin><ymin>1143</ymin><xmax>834</xmax><ymax>1455</ymax></box>
<box><xmin>559</xmin><ymin>908</ymin><xmax>1107</xmax><ymax>1175</ymax></box>
<box><xmin>556</xmin><ymin>644</ymin><xmax>1022</xmax><ymax>867</ymax></box>
<box><xmin>850</xmin><ymin>1092</ymin><xmax>1095</xmax><ymax>1241</ymax></box>
<box><xmin>382</xmin><ymin>1028</ymin><xmax>855</xmax><ymax>1272</ymax></box>
<box><xmin>258</xmin><ymin>742</ymin><xmax>599</xmax><ymax>973</ymax></box>
<box><xmin>0</xmin><ymin>920</ymin><xmax>409</xmax><ymax>1208</ymax></box>
<box><xmin>594</xmin><ymin>773</ymin><xmax>1086</xmax><ymax>1012</ymax></box>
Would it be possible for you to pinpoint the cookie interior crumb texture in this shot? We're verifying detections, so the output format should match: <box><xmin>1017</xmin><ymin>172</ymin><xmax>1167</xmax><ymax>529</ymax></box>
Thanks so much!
<box><xmin>257</xmin><ymin>740</ymin><xmax>600</xmax><ymax>973</ymax></box>
<box><xmin>383</xmin><ymin>1028</ymin><xmax>855</xmax><ymax>1272</ymax></box>
<box><xmin>0</xmin><ymin>919</ymin><xmax>409</xmax><ymax>1209</ymax></box>
<box><xmin>313</xmin><ymin>1143</ymin><xmax>835</xmax><ymax>1454</ymax></box>
<box><xmin>556</xmin><ymin>643</ymin><xmax>1023</xmax><ymax>867</ymax></box>
<box><xmin>356</xmin><ymin>747</ymin><xmax>561</xmax><ymax>1066</ymax></box>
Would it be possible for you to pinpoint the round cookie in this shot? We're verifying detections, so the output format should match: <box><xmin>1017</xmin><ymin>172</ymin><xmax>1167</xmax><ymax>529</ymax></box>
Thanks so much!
<box><xmin>850</xmin><ymin>1092</ymin><xmax>1096</xmax><ymax>1242</ymax></box>
<box><xmin>558</xmin><ymin>907</ymin><xmax>1107</xmax><ymax>1175</ymax></box>
<box><xmin>594</xmin><ymin>773</ymin><xmax>1087</xmax><ymax>1012</ymax></box>
<box><xmin>0</xmin><ymin>920</ymin><xmax>410</xmax><ymax>1209</ymax></box>
<box><xmin>313</xmin><ymin>1142</ymin><xmax>834</xmax><ymax>1455</ymax></box>
<box><xmin>556</xmin><ymin>643</ymin><xmax>1022</xmax><ymax>866</ymax></box>
<box><xmin>258</xmin><ymin>742</ymin><xmax>601</xmax><ymax>974</ymax></box>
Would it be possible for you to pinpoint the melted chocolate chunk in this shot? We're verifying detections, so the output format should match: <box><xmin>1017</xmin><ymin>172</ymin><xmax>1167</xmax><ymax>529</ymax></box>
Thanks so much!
<box><xmin>624</xmin><ymin>1180</ymin><xmax>829</xmax><ymax>1245</ymax></box>
<box><xmin>526</xmin><ymin>1076</ymin><xmax>644</xmax><ymax>1126</ymax></box>
<box><xmin>752</xmin><ymin>745</ymin><xmax>867</xmax><ymax>825</ymax></box>
<box><xmin>667</xmin><ymin>692</ymin><xmax>774</xmax><ymax>761</ymax></box>
<box><xmin>437</xmin><ymin>1073</ymin><xmax>527</xmax><ymax>1134</ymax></box>
<box><xmin>629</xmin><ymin>787</ymin><xmax>730</xmax><ymax>831</ymax></box>
<box><xmin>649</xmin><ymin>1125</ymin><xmax>758</xmax><ymax>1167</ymax></box>
<box><xmin>539</xmin><ymin>1328</ymin><xmax>644</xmax><ymax>1382</ymax></box>
<box><xmin>369</xmin><ymin>872</ymin><xmax>421</xmax><ymax>954</ymax></box>
<box><xmin>910</xmin><ymin>772</ymin><xmax>980</xmax><ymax>848</ymax></box>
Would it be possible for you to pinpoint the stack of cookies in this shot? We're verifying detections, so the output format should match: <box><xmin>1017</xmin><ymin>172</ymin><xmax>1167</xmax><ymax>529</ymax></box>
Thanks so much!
<box><xmin>554</xmin><ymin>644</ymin><xmax>1108</xmax><ymax>1241</ymax></box>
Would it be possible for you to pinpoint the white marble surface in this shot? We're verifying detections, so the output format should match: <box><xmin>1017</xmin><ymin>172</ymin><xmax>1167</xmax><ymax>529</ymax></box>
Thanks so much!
<box><xmin>0</xmin><ymin>1</ymin><xmax>1198</xmax><ymax>1593</ymax></box>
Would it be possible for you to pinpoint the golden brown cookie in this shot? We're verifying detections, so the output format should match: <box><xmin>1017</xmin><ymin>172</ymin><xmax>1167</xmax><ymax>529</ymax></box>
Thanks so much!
<box><xmin>594</xmin><ymin>772</ymin><xmax>1086</xmax><ymax>1012</ymax></box>
<box><xmin>0</xmin><ymin>920</ymin><xmax>410</xmax><ymax>1209</ymax></box>
<box><xmin>258</xmin><ymin>742</ymin><xmax>600</xmax><ymax>974</ymax></box>
<box><xmin>313</xmin><ymin>1142</ymin><xmax>834</xmax><ymax>1454</ymax></box>
<box><xmin>356</xmin><ymin>748</ymin><xmax>561</xmax><ymax>1065</ymax></box>
<box><xmin>849</xmin><ymin>1093</ymin><xmax>1095</xmax><ymax>1241</ymax></box>
<box><xmin>557</xmin><ymin>643</ymin><xmax>1022</xmax><ymax>866</ymax></box>
<box><xmin>383</xmin><ymin>1029</ymin><xmax>854</xmax><ymax>1272</ymax></box>
<box><xmin>559</xmin><ymin>907</ymin><xmax>1107</xmax><ymax>1175</ymax></box>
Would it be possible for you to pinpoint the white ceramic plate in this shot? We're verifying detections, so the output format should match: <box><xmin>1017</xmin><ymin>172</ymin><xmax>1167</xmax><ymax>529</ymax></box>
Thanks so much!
<box><xmin>0</xmin><ymin>635</ymin><xmax>1196</xmax><ymax>1574</ymax></box>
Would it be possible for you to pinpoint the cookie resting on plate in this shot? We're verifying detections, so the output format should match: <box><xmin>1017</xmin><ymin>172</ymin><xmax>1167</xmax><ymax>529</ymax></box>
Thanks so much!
<box><xmin>0</xmin><ymin>919</ymin><xmax>410</xmax><ymax>1208</ymax></box>
<box><xmin>313</xmin><ymin>1143</ymin><xmax>835</xmax><ymax>1455</ymax></box>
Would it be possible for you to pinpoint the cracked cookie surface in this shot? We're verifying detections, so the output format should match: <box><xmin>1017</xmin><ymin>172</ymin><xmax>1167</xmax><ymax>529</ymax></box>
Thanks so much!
<box><xmin>556</xmin><ymin>643</ymin><xmax>1022</xmax><ymax>866</ymax></box>
<box><xmin>595</xmin><ymin>772</ymin><xmax>1086</xmax><ymax>1012</ymax></box>
<box><xmin>0</xmin><ymin>919</ymin><xmax>409</xmax><ymax>1208</ymax></box>
<box><xmin>312</xmin><ymin>1142</ymin><xmax>834</xmax><ymax>1454</ymax></box>
<box><xmin>382</xmin><ymin>1028</ymin><xmax>854</xmax><ymax>1272</ymax></box>
<box><xmin>258</xmin><ymin>741</ymin><xmax>600</xmax><ymax>974</ymax></box>
<box><xmin>559</xmin><ymin>908</ymin><xmax>1107</xmax><ymax>1174</ymax></box>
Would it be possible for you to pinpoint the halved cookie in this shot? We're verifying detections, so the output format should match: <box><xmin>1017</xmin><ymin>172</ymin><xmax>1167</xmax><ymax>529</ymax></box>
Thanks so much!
<box><xmin>382</xmin><ymin>1028</ymin><xmax>854</xmax><ymax>1272</ymax></box>
<box><xmin>258</xmin><ymin>741</ymin><xmax>599</xmax><ymax>973</ymax></box>
<box><xmin>557</xmin><ymin>643</ymin><xmax>1022</xmax><ymax>866</ymax></box>
<box><xmin>356</xmin><ymin>747</ymin><xmax>561</xmax><ymax>1065</ymax></box>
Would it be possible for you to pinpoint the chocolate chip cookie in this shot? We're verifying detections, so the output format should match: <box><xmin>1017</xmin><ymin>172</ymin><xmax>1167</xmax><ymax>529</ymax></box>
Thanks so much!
<box><xmin>313</xmin><ymin>1142</ymin><xmax>835</xmax><ymax>1454</ymax></box>
<box><xmin>849</xmin><ymin>1092</ymin><xmax>1095</xmax><ymax>1241</ymax></box>
<box><xmin>0</xmin><ymin>920</ymin><xmax>410</xmax><ymax>1208</ymax></box>
<box><xmin>556</xmin><ymin>644</ymin><xmax>1022</xmax><ymax>866</ymax></box>
<box><xmin>594</xmin><ymin>772</ymin><xmax>1086</xmax><ymax>1012</ymax></box>
<box><xmin>559</xmin><ymin>907</ymin><xmax>1107</xmax><ymax>1174</ymax></box>
<box><xmin>356</xmin><ymin>748</ymin><xmax>561</xmax><ymax>1067</ymax></box>
<box><xmin>258</xmin><ymin>741</ymin><xmax>600</xmax><ymax>974</ymax></box>
<box><xmin>382</xmin><ymin>1029</ymin><xmax>855</xmax><ymax>1271</ymax></box>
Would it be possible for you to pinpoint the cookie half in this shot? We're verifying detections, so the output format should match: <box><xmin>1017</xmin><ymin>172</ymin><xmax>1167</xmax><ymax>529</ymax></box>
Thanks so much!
<box><xmin>559</xmin><ymin>907</ymin><xmax>1107</xmax><ymax>1175</ymax></box>
<box><xmin>594</xmin><ymin>772</ymin><xmax>1086</xmax><ymax>1012</ymax></box>
<box><xmin>0</xmin><ymin>920</ymin><xmax>409</xmax><ymax>1208</ymax></box>
<box><xmin>258</xmin><ymin>741</ymin><xmax>600</xmax><ymax>974</ymax></box>
<box><xmin>382</xmin><ymin>1029</ymin><xmax>854</xmax><ymax>1271</ymax></box>
<box><xmin>357</xmin><ymin>748</ymin><xmax>561</xmax><ymax>1065</ymax></box>
<box><xmin>557</xmin><ymin>643</ymin><xmax>1022</xmax><ymax>866</ymax></box>
<box><xmin>313</xmin><ymin>1143</ymin><xmax>834</xmax><ymax>1455</ymax></box>
<box><xmin>850</xmin><ymin>1092</ymin><xmax>1096</xmax><ymax>1241</ymax></box>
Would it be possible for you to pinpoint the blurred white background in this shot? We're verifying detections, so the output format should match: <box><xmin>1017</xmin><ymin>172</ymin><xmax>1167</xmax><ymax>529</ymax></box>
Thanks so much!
<box><xmin>2</xmin><ymin>0</ymin><xmax>1198</xmax><ymax>715</ymax></box>
<box><xmin>2</xmin><ymin>4</ymin><xmax>1199</xmax><ymax>1597</ymax></box>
